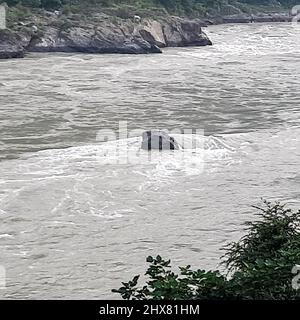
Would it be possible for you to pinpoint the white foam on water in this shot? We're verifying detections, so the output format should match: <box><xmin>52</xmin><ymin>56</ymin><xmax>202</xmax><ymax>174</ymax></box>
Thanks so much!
<box><xmin>0</xmin><ymin>234</ymin><xmax>13</xmax><ymax>239</ymax></box>
<box><xmin>8</xmin><ymin>125</ymin><xmax>299</xmax><ymax>220</ymax></box>
<box><xmin>0</xmin><ymin>133</ymin><xmax>239</xmax><ymax>218</ymax></box>
<box><xmin>1</xmin><ymin>134</ymin><xmax>235</xmax><ymax>177</ymax></box>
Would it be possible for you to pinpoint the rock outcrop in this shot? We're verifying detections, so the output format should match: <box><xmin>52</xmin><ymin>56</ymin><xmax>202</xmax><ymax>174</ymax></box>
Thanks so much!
<box><xmin>26</xmin><ymin>15</ymin><xmax>211</xmax><ymax>54</ymax></box>
<box><xmin>140</xmin><ymin>17</ymin><xmax>212</xmax><ymax>47</ymax></box>
<box><xmin>27</xmin><ymin>24</ymin><xmax>161</xmax><ymax>54</ymax></box>
<box><xmin>0</xmin><ymin>12</ymin><xmax>212</xmax><ymax>59</ymax></box>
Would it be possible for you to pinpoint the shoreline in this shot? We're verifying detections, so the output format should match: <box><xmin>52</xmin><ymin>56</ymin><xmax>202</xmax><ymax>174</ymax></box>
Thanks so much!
<box><xmin>0</xmin><ymin>9</ymin><xmax>294</xmax><ymax>60</ymax></box>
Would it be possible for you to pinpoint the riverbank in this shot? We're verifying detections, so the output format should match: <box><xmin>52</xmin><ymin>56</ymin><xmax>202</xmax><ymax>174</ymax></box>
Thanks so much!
<box><xmin>0</xmin><ymin>4</ymin><xmax>294</xmax><ymax>59</ymax></box>
<box><xmin>0</xmin><ymin>8</ymin><xmax>213</xmax><ymax>59</ymax></box>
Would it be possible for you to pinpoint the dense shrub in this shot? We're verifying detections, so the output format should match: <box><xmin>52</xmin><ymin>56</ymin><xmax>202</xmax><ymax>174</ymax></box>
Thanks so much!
<box><xmin>1</xmin><ymin>1</ymin><xmax>298</xmax><ymax>12</ymax></box>
<box><xmin>113</xmin><ymin>201</ymin><xmax>300</xmax><ymax>300</ymax></box>
<box><xmin>41</xmin><ymin>0</ymin><xmax>62</xmax><ymax>10</ymax></box>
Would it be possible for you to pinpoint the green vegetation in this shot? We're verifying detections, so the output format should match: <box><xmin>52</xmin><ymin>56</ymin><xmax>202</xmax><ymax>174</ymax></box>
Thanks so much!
<box><xmin>113</xmin><ymin>201</ymin><xmax>300</xmax><ymax>300</ymax></box>
<box><xmin>0</xmin><ymin>1</ymin><xmax>298</xmax><ymax>16</ymax></box>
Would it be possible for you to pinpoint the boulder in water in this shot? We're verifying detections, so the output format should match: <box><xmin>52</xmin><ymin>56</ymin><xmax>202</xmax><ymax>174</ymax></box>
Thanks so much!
<box><xmin>141</xmin><ymin>130</ymin><xmax>180</xmax><ymax>150</ymax></box>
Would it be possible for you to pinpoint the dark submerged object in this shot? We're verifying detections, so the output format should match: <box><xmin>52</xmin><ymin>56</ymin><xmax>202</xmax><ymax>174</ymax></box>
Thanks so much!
<box><xmin>141</xmin><ymin>130</ymin><xmax>180</xmax><ymax>150</ymax></box>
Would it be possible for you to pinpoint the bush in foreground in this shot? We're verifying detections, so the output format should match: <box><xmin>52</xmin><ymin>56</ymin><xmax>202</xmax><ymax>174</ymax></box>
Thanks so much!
<box><xmin>113</xmin><ymin>201</ymin><xmax>300</xmax><ymax>300</ymax></box>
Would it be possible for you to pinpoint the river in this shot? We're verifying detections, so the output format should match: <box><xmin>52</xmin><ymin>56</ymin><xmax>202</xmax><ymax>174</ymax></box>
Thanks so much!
<box><xmin>0</xmin><ymin>23</ymin><xmax>299</xmax><ymax>299</ymax></box>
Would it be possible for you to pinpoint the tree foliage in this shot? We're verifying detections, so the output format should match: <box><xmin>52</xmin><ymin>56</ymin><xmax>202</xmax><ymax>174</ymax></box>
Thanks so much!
<box><xmin>113</xmin><ymin>201</ymin><xmax>300</xmax><ymax>300</ymax></box>
<box><xmin>1</xmin><ymin>0</ymin><xmax>298</xmax><ymax>12</ymax></box>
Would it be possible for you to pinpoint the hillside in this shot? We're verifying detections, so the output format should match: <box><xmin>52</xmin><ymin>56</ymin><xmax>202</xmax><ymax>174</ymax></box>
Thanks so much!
<box><xmin>0</xmin><ymin>0</ymin><xmax>298</xmax><ymax>19</ymax></box>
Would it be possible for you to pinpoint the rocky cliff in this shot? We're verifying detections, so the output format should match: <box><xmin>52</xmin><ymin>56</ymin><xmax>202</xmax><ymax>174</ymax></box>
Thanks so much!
<box><xmin>0</xmin><ymin>12</ymin><xmax>212</xmax><ymax>59</ymax></box>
